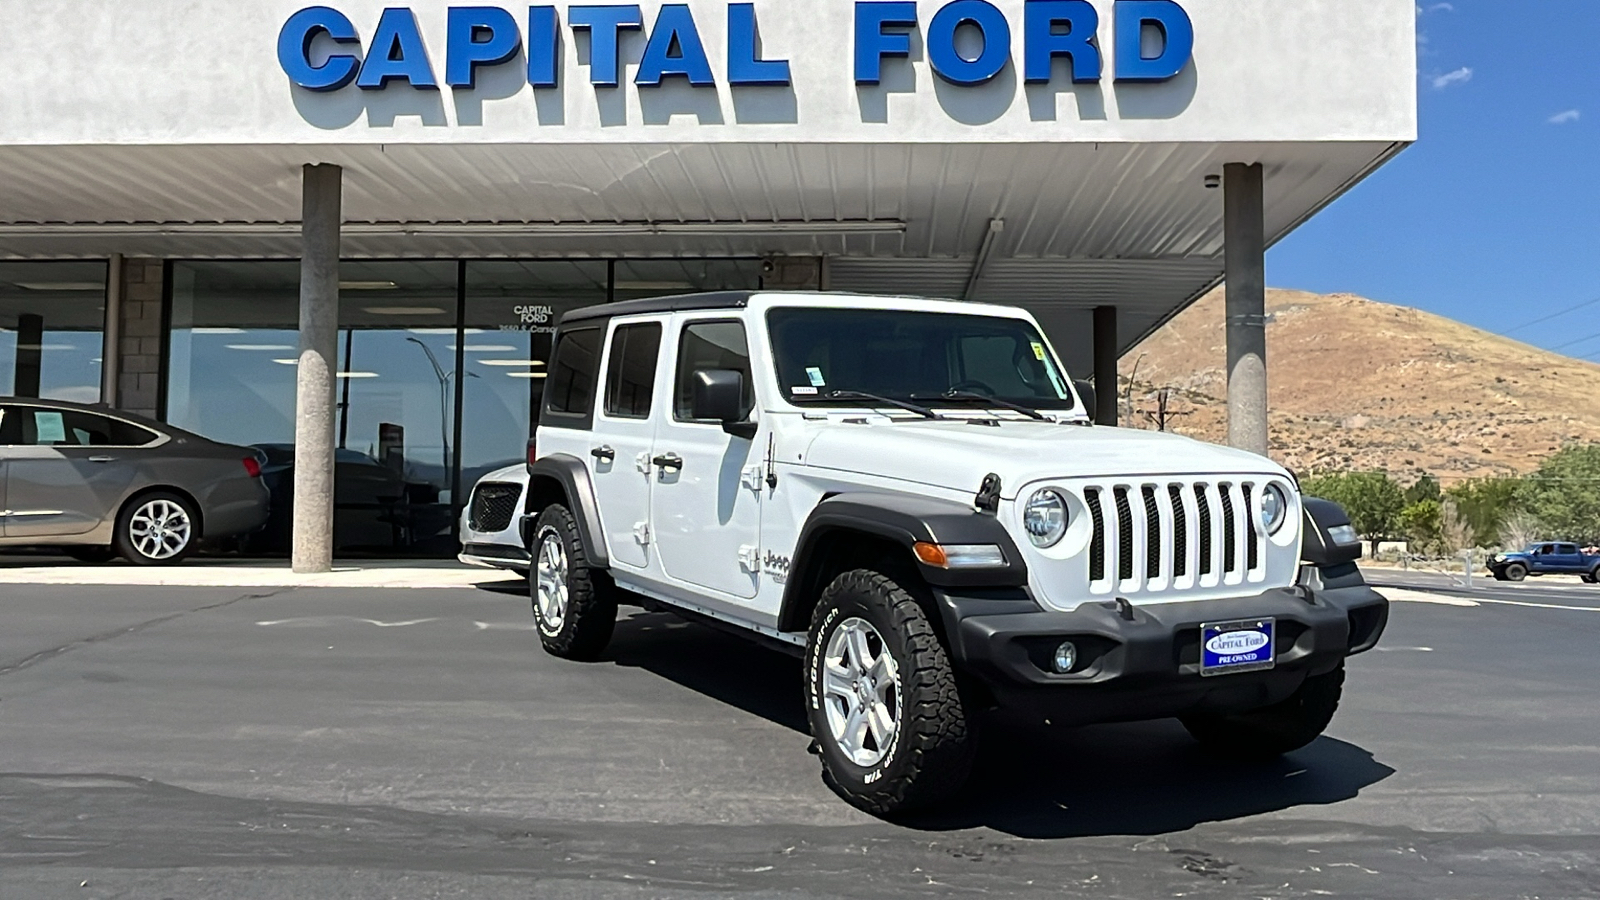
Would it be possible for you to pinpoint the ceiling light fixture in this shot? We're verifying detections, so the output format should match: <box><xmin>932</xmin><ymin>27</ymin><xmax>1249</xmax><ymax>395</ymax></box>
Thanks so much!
<box><xmin>13</xmin><ymin>281</ymin><xmax>106</xmax><ymax>291</ymax></box>
<box><xmin>227</xmin><ymin>344</ymin><xmax>297</xmax><ymax>351</ymax></box>
<box><xmin>614</xmin><ymin>280</ymin><xmax>696</xmax><ymax>291</ymax></box>
<box><xmin>340</xmin><ymin>281</ymin><xmax>399</xmax><ymax>290</ymax></box>
<box><xmin>506</xmin><ymin>372</ymin><xmax>549</xmax><ymax>379</ymax></box>
<box><xmin>478</xmin><ymin>359</ymin><xmax>546</xmax><ymax>367</ymax></box>
<box><xmin>364</xmin><ymin>306</ymin><xmax>448</xmax><ymax>316</ymax></box>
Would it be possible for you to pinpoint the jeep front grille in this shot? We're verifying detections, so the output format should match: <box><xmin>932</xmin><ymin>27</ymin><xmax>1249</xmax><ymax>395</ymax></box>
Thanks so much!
<box><xmin>469</xmin><ymin>482</ymin><xmax>522</xmax><ymax>533</ymax></box>
<box><xmin>1083</xmin><ymin>481</ymin><xmax>1266</xmax><ymax>595</ymax></box>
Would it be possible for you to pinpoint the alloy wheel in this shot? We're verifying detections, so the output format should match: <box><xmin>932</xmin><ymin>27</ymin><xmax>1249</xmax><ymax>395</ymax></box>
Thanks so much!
<box><xmin>127</xmin><ymin>499</ymin><xmax>192</xmax><ymax>561</ymax></box>
<box><xmin>821</xmin><ymin>617</ymin><xmax>903</xmax><ymax>767</ymax></box>
<box><xmin>534</xmin><ymin>529</ymin><xmax>570</xmax><ymax>633</ymax></box>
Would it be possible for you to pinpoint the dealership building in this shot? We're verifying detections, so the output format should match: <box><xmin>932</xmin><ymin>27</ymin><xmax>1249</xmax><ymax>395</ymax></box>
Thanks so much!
<box><xmin>0</xmin><ymin>0</ymin><xmax>1416</xmax><ymax>565</ymax></box>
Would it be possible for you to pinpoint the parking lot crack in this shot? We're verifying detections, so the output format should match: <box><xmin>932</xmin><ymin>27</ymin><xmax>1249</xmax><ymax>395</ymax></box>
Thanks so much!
<box><xmin>0</xmin><ymin>589</ymin><xmax>291</xmax><ymax>678</ymax></box>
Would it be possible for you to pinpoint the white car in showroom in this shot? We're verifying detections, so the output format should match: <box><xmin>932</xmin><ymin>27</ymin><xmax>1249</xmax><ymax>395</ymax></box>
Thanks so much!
<box><xmin>458</xmin><ymin>464</ymin><xmax>531</xmax><ymax>574</ymax></box>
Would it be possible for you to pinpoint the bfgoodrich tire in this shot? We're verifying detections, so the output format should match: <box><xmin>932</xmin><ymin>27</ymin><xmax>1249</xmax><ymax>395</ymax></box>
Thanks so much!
<box><xmin>113</xmin><ymin>492</ymin><xmax>199</xmax><ymax>566</ymax></box>
<box><xmin>804</xmin><ymin>569</ymin><xmax>974</xmax><ymax>816</ymax></box>
<box><xmin>1181</xmin><ymin>665</ymin><xmax>1345</xmax><ymax>759</ymax></box>
<box><xmin>529</xmin><ymin>504</ymin><xmax>617</xmax><ymax>661</ymax></box>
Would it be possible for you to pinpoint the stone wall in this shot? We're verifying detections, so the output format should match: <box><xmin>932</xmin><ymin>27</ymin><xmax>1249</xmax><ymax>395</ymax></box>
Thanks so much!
<box><xmin>115</xmin><ymin>258</ymin><xmax>165</xmax><ymax>418</ymax></box>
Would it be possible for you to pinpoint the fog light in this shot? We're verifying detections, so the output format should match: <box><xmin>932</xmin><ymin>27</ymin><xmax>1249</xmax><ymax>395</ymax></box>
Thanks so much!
<box><xmin>1052</xmin><ymin>641</ymin><xmax>1078</xmax><ymax>674</ymax></box>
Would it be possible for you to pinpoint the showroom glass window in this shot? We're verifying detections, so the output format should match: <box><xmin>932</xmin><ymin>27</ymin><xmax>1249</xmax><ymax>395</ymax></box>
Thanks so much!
<box><xmin>460</xmin><ymin>261</ymin><xmax>608</xmax><ymax>485</ymax></box>
<box><xmin>0</xmin><ymin>262</ymin><xmax>108</xmax><ymax>403</ymax></box>
<box><xmin>162</xmin><ymin>257</ymin><xmax>762</xmax><ymax>557</ymax></box>
<box><xmin>167</xmin><ymin>260</ymin><xmax>462</xmax><ymax>555</ymax></box>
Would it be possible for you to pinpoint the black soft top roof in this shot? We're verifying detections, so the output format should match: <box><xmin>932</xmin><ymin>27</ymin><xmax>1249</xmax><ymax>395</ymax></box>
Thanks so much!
<box><xmin>559</xmin><ymin>291</ymin><xmax>755</xmax><ymax>325</ymax></box>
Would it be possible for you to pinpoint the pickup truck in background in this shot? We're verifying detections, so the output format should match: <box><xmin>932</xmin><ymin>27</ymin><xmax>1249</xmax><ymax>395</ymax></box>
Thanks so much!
<box><xmin>1489</xmin><ymin>542</ymin><xmax>1600</xmax><ymax>582</ymax></box>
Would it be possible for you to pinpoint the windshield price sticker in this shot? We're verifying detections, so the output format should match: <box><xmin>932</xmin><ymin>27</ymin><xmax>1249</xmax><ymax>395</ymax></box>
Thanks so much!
<box><xmin>806</xmin><ymin>367</ymin><xmax>827</xmax><ymax>387</ymax></box>
<box><xmin>1200</xmin><ymin>619</ymin><xmax>1276</xmax><ymax>676</ymax></box>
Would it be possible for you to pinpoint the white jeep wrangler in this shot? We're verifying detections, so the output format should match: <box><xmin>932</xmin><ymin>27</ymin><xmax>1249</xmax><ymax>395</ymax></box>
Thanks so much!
<box><xmin>524</xmin><ymin>291</ymin><xmax>1388</xmax><ymax>815</ymax></box>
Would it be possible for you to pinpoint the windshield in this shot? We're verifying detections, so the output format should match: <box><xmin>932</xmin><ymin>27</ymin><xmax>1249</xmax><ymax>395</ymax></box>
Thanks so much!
<box><xmin>766</xmin><ymin>308</ymin><xmax>1080</xmax><ymax>411</ymax></box>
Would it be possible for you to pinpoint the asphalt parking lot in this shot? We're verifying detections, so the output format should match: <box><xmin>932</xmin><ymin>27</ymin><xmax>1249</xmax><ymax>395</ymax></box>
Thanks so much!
<box><xmin>2</xmin><ymin>573</ymin><xmax>1598</xmax><ymax>899</ymax></box>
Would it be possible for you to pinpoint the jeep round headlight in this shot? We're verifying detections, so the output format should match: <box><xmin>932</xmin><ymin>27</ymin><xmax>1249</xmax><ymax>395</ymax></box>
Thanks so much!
<box><xmin>1261</xmin><ymin>484</ymin><xmax>1290</xmax><ymax>535</ymax></box>
<box><xmin>1024</xmin><ymin>489</ymin><xmax>1069</xmax><ymax>548</ymax></box>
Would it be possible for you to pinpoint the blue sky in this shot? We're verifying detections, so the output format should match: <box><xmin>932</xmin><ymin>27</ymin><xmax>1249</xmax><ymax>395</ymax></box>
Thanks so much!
<box><xmin>1267</xmin><ymin>0</ymin><xmax>1600</xmax><ymax>358</ymax></box>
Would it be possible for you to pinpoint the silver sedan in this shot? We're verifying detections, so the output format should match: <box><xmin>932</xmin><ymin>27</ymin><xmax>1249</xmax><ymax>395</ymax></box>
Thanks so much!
<box><xmin>0</xmin><ymin>398</ymin><xmax>270</xmax><ymax>565</ymax></box>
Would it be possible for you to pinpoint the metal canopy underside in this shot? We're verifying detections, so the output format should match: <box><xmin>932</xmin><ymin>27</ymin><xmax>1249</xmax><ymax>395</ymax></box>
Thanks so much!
<box><xmin>0</xmin><ymin>139</ymin><xmax>1402</xmax><ymax>354</ymax></box>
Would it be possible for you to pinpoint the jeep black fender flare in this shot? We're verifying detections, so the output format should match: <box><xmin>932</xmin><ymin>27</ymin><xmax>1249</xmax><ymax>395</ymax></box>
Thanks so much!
<box><xmin>776</xmin><ymin>492</ymin><xmax>1029</xmax><ymax>633</ymax></box>
<box><xmin>526</xmin><ymin>454</ymin><xmax>610</xmax><ymax>569</ymax></box>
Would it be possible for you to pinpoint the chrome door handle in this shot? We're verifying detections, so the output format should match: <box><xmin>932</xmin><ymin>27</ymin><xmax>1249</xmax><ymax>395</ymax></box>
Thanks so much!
<box><xmin>88</xmin><ymin>456</ymin><xmax>117</xmax><ymax>463</ymax></box>
<box><xmin>651</xmin><ymin>453</ymin><xmax>684</xmax><ymax>471</ymax></box>
<box><xmin>590</xmin><ymin>446</ymin><xmax>616</xmax><ymax>462</ymax></box>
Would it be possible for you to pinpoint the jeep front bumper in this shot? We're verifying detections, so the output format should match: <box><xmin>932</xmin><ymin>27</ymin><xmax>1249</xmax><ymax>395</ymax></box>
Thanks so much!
<box><xmin>935</xmin><ymin>576</ymin><xmax>1389</xmax><ymax>726</ymax></box>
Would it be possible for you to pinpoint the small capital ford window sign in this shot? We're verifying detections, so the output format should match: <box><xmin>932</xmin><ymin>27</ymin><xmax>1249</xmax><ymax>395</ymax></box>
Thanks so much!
<box><xmin>1200</xmin><ymin>619</ymin><xmax>1276</xmax><ymax>676</ymax></box>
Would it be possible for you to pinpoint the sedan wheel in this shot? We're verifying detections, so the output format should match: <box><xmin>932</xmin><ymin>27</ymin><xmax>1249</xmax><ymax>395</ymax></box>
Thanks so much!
<box><xmin>115</xmin><ymin>493</ymin><xmax>199</xmax><ymax>566</ymax></box>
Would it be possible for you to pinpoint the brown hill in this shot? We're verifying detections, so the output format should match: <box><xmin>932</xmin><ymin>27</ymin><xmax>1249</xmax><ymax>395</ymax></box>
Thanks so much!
<box><xmin>1117</xmin><ymin>288</ymin><xmax>1600</xmax><ymax>485</ymax></box>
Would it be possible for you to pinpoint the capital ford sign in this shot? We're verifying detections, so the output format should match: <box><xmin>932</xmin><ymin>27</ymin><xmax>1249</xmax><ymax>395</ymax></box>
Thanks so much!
<box><xmin>278</xmin><ymin>1</ymin><xmax>1193</xmax><ymax>94</ymax></box>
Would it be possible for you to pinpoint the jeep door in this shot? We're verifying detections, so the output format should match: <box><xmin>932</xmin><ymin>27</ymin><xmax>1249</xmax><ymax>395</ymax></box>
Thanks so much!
<box><xmin>649</xmin><ymin>317</ymin><xmax>762</xmax><ymax>600</ymax></box>
<box><xmin>590</xmin><ymin>318</ymin><xmax>665</xmax><ymax>571</ymax></box>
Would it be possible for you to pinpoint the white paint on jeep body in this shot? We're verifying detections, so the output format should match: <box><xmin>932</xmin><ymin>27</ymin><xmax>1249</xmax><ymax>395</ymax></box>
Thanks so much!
<box><xmin>536</xmin><ymin>291</ymin><xmax>1302</xmax><ymax>629</ymax></box>
<box><xmin>800</xmin><ymin>420</ymin><xmax>1277</xmax><ymax>500</ymax></box>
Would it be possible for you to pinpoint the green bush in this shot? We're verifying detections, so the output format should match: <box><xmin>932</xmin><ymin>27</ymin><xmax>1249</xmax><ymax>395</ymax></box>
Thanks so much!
<box><xmin>1399</xmin><ymin>499</ymin><xmax>1443</xmax><ymax>554</ymax></box>
<box><xmin>1445</xmin><ymin>477</ymin><xmax>1522</xmax><ymax>547</ymax></box>
<box><xmin>1300</xmin><ymin>471</ymin><xmax>1406</xmax><ymax>541</ymax></box>
<box><xmin>1516</xmin><ymin>444</ymin><xmax>1600</xmax><ymax>545</ymax></box>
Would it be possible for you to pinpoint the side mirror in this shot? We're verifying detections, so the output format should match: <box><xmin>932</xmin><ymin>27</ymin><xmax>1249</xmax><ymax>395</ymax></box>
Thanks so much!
<box><xmin>1073</xmin><ymin>379</ymin><xmax>1096</xmax><ymax>418</ymax></box>
<box><xmin>691</xmin><ymin>369</ymin><xmax>757</xmax><ymax>439</ymax></box>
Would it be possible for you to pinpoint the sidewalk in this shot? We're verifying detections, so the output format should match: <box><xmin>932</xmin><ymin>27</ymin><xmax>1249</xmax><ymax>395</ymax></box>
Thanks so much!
<box><xmin>0</xmin><ymin>556</ymin><xmax>523</xmax><ymax>590</ymax></box>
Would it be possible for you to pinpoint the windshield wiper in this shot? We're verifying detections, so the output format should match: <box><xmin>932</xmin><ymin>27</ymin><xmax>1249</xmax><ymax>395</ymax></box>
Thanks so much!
<box><xmin>911</xmin><ymin>390</ymin><xmax>1048</xmax><ymax>421</ymax></box>
<box><xmin>792</xmin><ymin>390</ymin><xmax>939</xmax><ymax>419</ymax></box>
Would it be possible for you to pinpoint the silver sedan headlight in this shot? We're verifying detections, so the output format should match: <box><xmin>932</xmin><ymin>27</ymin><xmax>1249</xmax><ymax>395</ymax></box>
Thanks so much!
<box><xmin>1023</xmin><ymin>489</ymin><xmax>1069</xmax><ymax>548</ymax></box>
<box><xmin>1261</xmin><ymin>484</ymin><xmax>1291</xmax><ymax>535</ymax></box>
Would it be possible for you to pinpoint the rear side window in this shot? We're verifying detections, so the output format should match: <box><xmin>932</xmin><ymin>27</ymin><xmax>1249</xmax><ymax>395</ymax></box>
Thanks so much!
<box><xmin>544</xmin><ymin>327</ymin><xmax>603</xmax><ymax>425</ymax></box>
<box><xmin>13</xmin><ymin>408</ymin><xmax>158</xmax><ymax>447</ymax></box>
<box><xmin>674</xmin><ymin>320</ymin><xmax>753</xmax><ymax>421</ymax></box>
<box><xmin>603</xmin><ymin>323</ymin><xmax>663</xmax><ymax>419</ymax></box>
<box><xmin>0</xmin><ymin>406</ymin><xmax>19</xmax><ymax>445</ymax></box>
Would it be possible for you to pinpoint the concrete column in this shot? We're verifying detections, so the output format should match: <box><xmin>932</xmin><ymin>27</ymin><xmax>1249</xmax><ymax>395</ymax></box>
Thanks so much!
<box><xmin>1224</xmin><ymin>162</ymin><xmax>1268</xmax><ymax>457</ymax></box>
<box><xmin>293</xmin><ymin>164</ymin><xmax>343</xmax><ymax>574</ymax></box>
<box><xmin>1092</xmin><ymin>305</ymin><xmax>1118</xmax><ymax>426</ymax></box>
<box><xmin>101</xmin><ymin>253</ymin><xmax>124</xmax><ymax>405</ymax></box>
